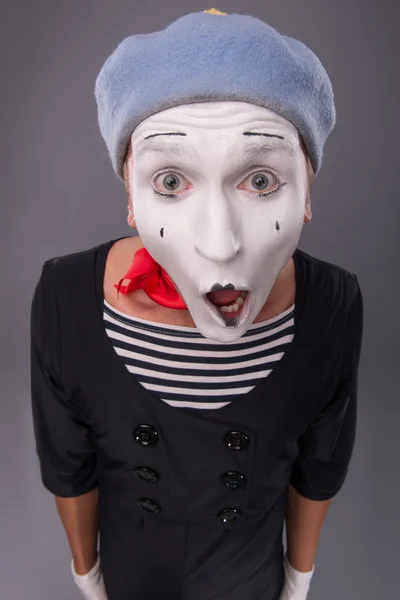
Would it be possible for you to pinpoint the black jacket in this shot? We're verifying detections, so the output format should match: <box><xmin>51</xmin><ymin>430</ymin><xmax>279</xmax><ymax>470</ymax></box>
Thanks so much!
<box><xmin>30</xmin><ymin>238</ymin><xmax>364</xmax><ymax>600</ymax></box>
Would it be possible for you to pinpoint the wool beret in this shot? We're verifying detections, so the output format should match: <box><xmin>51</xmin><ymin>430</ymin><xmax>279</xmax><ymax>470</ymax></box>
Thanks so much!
<box><xmin>94</xmin><ymin>8</ymin><xmax>336</xmax><ymax>180</ymax></box>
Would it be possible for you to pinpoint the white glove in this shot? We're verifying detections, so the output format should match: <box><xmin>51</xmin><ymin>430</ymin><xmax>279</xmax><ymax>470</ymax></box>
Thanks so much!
<box><xmin>279</xmin><ymin>553</ymin><xmax>315</xmax><ymax>600</ymax></box>
<box><xmin>71</xmin><ymin>554</ymin><xmax>108</xmax><ymax>600</ymax></box>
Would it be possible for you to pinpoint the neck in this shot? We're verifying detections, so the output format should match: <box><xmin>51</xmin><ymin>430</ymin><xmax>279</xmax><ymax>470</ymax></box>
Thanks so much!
<box><xmin>254</xmin><ymin>258</ymin><xmax>296</xmax><ymax>322</ymax></box>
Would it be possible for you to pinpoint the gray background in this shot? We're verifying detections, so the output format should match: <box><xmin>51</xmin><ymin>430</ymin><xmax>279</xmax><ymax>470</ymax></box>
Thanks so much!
<box><xmin>1</xmin><ymin>0</ymin><xmax>399</xmax><ymax>598</ymax></box>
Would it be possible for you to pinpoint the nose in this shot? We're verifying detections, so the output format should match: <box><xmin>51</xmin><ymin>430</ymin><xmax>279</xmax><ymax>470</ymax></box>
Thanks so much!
<box><xmin>194</xmin><ymin>194</ymin><xmax>240</xmax><ymax>263</ymax></box>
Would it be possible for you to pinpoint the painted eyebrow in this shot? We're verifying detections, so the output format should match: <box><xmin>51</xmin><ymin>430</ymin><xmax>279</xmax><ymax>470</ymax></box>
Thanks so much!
<box><xmin>141</xmin><ymin>132</ymin><xmax>285</xmax><ymax>140</ymax></box>
<box><xmin>135</xmin><ymin>133</ymin><xmax>196</xmax><ymax>162</ymax></box>
<box><xmin>243</xmin><ymin>131</ymin><xmax>285</xmax><ymax>140</ymax></box>
<box><xmin>143</xmin><ymin>132</ymin><xmax>187</xmax><ymax>140</ymax></box>
<box><xmin>135</xmin><ymin>131</ymin><xmax>291</xmax><ymax>163</ymax></box>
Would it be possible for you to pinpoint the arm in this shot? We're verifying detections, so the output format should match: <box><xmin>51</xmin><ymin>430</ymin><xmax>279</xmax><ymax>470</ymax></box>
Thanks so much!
<box><xmin>58</xmin><ymin>488</ymin><xmax>107</xmax><ymax>600</ymax></box>
<box><xmin>280</xmin><ymin>274</ymin><xmax>364</xmax><ymax>599</ymax></box>
<box><xmin>55</xmin><ymin>488</ymin><xmax>99</xmax><ymax>574</ymax></box>
<box><xmin>278</xmin><ymin>485</ymin><xmax>329</xmax><ymax>600</ymax></box>
<box><xmin>285</xmin><ymin>484</ymin><xmax>331</xmax><ymax>572</ymax></box>
<box><xmin>30</xmin><ymin>266</ymin><xmax>106</xmax><ymax>597</ymax></box>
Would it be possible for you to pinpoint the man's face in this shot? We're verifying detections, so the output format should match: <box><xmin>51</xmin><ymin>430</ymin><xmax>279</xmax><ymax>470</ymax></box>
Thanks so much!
<box><xmin>128</xmin><ymin>101</ymin><xmax>308</xmax><ymax>342</ymax></box>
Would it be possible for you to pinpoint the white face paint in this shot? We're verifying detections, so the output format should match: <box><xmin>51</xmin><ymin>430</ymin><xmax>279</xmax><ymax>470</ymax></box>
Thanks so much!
<box><xmin>129</xmin><ymin>101</ymin><xmax>308</xmax><ymax>342</ymax></box>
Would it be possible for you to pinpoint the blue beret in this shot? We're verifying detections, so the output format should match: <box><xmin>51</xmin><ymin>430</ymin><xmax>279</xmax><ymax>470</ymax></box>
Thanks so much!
<box><xmin>95</xmin><ymin>9</ymin><xmax>336</xmax><ymax>180</ymax></box>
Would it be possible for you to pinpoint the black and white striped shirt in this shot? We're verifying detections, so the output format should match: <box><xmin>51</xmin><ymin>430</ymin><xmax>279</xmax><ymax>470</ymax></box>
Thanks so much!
<box><xmin>103</xmin><ymin>299</ymin><xmax>295</xmax><ymax>410</ymax></box>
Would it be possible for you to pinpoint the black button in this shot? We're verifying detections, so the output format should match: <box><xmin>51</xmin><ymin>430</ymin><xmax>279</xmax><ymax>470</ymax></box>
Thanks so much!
<box><xmin>134</xmin><ymin>467</ymin><xmax>159</xmax><ymax>483</ymax></box>
<box><xmin>224</xmin><ymin>431</ymin><xmax>250</xmax><ymax>451</ymax></box>
<box><xmin>221</xmin><ymin>471</ymin><xmax>246</xmax><ymax>489</ymax></box>
<box><xmin>134</xmin><ymin>425</ymin><xmax>159</xmax><ymax>447</ymax></box>
<box><xmin>138</xmin><ymin>498</ymin><xmax>161</xmax><ymax>514</ymax></box>
<box><xmin>217</xmin><ymin>508</ymin><xmax>242</xmax><ymax>523</ymax></box>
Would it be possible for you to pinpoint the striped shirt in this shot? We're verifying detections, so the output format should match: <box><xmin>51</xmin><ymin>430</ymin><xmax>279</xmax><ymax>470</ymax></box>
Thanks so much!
<box><xmin>103</xmin><ymin>299</ymin><xmax>295</xmax><ymax>410</ymax></box>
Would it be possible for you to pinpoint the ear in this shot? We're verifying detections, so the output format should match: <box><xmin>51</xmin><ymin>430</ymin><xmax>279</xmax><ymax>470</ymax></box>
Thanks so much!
<box><xmin>299</xmin><ymin>136</ymin><xmax>313</xmax><ymax>224</ymax></box>
<box><xmin>127</xmin><ymin>203</ymin><xmax>136</xmax><ymax>229</ymax></box>
<box><xmin>304</xmin><ymin>191</ymin><xmax>312</xmax><ymax>224</ymax></box>
<box><xmin>123</xmin><ymin>144</ymin><xmax>136</xmax><ymax>229</ymax></box>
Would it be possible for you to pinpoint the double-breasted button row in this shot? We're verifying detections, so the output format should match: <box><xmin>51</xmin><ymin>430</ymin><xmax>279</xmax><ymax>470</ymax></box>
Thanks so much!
<box><xmin>135</xmin><ymin>467</ymin><xmax>245</xmax><ymax>489</ymax></box>
<box><xmin>137</xmin><ymin>501</ymin><xmax>243</xmax><ymax>523</ymax></box>
<box><xmin>134</xmin><ymin>425</ymin><xmax>250</xmax><ymax>452</ymax></box>
<box><xmin>134</xmin><ymin>426</ymin><xmax>247</xmax><ymax>488</ymax></box>
<box><xmin>133</xmin><ymin>425</ymin><xmax>249</xmax><ymax>521</ymax></box>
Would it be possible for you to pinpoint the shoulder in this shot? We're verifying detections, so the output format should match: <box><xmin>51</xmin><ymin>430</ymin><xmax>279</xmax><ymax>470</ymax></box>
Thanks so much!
<box><xmin>296</xmin><ymin>246</ymin><xmax>358</xmax><ymax>279</ymax></box>
<box><xmin>297</xmin><ymin>248</ymin><xmax>363</xmax><ymax>350</ymax></box>
<box><xmin>296</xmin><ymin>247</ymin><xmax>363</xmax><ymax>336</ymax></box>
<box><xmin>41</xmin><ymin>235</ymin><xmax>140</xmax><ymax>283</ymax></box>
<box><xmin>31</xmin><ymin>239</ymin><xmax>119</xmax><ymax>318</ymax></box>
<box><xmin>296</xmin><ymin>247</ymin><xmax>361</xmax><ymax>302</ymax></box>
<box><xmin>42</xmin><ymin>239</ymin><xmax>115</xmax><ymax>280</ymax></box>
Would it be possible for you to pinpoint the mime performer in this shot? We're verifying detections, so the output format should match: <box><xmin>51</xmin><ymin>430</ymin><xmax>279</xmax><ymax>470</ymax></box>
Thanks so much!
<box><xmin>30</xmin><ymin>8</ymin><xmax>364</xmax><ymax>600</ymax></box>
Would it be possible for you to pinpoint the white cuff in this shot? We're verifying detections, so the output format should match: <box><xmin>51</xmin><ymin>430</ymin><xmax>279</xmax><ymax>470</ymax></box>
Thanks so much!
<box><xmin>283</xmin><ymin>553</ymin><xmax>315</xmax><ymax>594</ymax></box>
<box><xmin>71</xmin><ymin>554</ymin><xmax>108</xmax><ymax>600</ymax></box>
<box><xmin>71</xmin><ymin>554</ymin><xmax>101</xmax><ymax>581</ymax></box>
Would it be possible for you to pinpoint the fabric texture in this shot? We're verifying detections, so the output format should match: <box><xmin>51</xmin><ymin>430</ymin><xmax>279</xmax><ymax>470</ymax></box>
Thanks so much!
<box><xmin>30</xmin><ymin>265</ymin><xmax>98</xmax><ymax>497</ymax></box>
<box><xmin>115</xmin><ymin>246</ymin><xmax>187</xmax><ymax>309</ymax></box>
<box><xmin>103</xmin><ymin>297</ymin><xmax>295</xmax><ymax>410</ymax></box>
<box><xmin>288</xmin><ymin>267</ymin><xmax>363</xmax><ymax>500</ymax></box>
<box><xmin>94</xmin><ymin>10</ymin><xmax>336</xmax><ymax>179</ymax></box>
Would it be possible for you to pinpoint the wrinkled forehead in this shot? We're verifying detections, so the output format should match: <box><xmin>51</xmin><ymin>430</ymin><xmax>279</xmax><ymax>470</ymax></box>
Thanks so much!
<box><xmin>130</xmin><ymin>101</ymin><xmax>301</xmax><ymax>154</ymax></box>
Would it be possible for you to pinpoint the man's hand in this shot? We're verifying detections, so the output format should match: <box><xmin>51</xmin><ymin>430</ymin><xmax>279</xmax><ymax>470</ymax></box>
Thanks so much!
<box><xmin>279</xmin><ymin>553</ymin><xmax>315</xmax><ymax>600</ymax></box>
<box><xmin>71</xmin><ymin>554</ymin><xmax>108</xmax><ymax>600</ymax></box>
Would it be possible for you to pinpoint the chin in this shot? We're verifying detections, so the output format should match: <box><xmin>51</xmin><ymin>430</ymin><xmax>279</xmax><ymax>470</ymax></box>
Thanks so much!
<box><xmin>189</xmin><ymin>292</ymin><xmax>262</xmax><ymax>342</ymax></box>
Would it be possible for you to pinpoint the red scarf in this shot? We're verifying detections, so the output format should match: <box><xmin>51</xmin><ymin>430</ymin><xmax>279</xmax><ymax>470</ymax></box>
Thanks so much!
<box><xmin>114</xmin><ymin>247</ymin><xmax>187</xmax><ymax>310</ymax></box>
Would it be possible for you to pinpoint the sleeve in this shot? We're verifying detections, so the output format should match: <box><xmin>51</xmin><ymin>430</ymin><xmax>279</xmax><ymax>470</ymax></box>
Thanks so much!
<box><xmin>289</xmin><ymin>274</ymin><xmax>364</xmax><ymax>501</ymax></box>
<box><xmin>30</xmin><ymin>264</ymin><xmax>98</xmax><ymax>497</ymax></box>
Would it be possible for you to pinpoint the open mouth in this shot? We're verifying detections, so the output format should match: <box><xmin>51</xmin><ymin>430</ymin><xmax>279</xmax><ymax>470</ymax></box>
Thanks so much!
<box><xmin>203</xmin><ymin>289</ymin><xmax>251</xmax><ymax>326</ymax></box>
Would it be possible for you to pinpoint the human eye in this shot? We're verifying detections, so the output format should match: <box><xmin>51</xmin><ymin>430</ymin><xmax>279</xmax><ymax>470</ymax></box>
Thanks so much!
<box><xmin>152</xmin><ymin>171</ymin><xmax>192</xmax><ymax>198</ymax></box>
<box><xmin>237</xmin><ymin>170</ymin><xmax>286</xmax><ymax>197</ymax></box>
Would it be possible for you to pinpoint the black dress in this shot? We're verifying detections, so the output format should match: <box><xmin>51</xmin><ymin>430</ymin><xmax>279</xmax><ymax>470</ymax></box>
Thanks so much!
<box><xmin>30</xmin><ymin>237</ymin><xmax>364</xmax><ymax>600</ymax></box>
